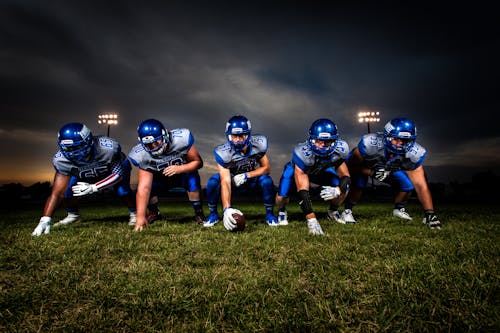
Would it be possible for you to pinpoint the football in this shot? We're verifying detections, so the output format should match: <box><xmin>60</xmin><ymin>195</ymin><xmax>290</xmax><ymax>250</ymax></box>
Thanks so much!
<box><xmin>231</xmin><ymin>212</ymin><xmax>246</xmax><ymax>232</ymax></box>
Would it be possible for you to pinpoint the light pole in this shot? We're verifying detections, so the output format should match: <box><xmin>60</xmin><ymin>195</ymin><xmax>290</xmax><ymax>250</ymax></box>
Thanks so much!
<box><xmin>98</xmin><ymin>113</ymin><xmax>118</xmax><ymax>137</ymax></box>
<box><xmin>358</xmin><ymin>111</ymin><xmax>381</xmax><ymax>190</ymax></box>
<box><xmin>358</xmin><ymin>111</ymin><xmax>380</xmax><ymax>133</ymax></box>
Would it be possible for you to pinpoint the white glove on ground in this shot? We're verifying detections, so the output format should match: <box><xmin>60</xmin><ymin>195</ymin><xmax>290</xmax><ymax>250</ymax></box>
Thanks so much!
<box><xmin>32</xmin><ymin>216</ymin><xmax>51</xmax><ymax>236</ymax></box>
<box><xmin>72</xmin><ymin>182</ymin><xmax>99</xmax><ymax>197</ymax></box>
<box><xmin>233</xmin><ymin>173</ymin><xmax>248</xmax><ymax>187</ymax></box>
<box><xmin>307</xmin><ymin>218</ymin><xmax>324</xmax><ymax>235</ymax></box>
<box><xmin>373</xmin><ymin>168</ymin><xmax>391</xmax><ymax>182</ymax></box>
<box><xmin>223</xmin><ymin>207</ymin><xmax>243</xmax><ymax>231</ymax></box>
<box><xmin>320</xmin><ymin>186</ymin><xmax>341</xmax><ymax>201</ymax></box>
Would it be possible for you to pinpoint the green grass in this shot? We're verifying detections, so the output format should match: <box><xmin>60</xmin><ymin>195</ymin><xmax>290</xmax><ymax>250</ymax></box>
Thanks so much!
<box><xmin>1</xmin><ymin>199</ymin><xmax>499</xmax><ymax>332</ymax></box>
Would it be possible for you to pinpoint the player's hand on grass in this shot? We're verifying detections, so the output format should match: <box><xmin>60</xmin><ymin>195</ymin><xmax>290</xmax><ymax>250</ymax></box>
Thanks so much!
<box><xmin>133</xmin><ymin>217</ymin><xmax>149</xmax><ymax>232</ymax></box>
<box><xmin>32</xmin><ymin>216</ymin><xmax>51</xmax><ymax>236</ymax></box>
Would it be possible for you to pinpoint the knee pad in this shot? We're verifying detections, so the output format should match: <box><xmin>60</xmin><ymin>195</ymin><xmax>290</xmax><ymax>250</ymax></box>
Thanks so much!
<box><xmin>339</xmin><ymin>176</ymin><xmax>351</xmax><ymax>193</ymax></box>
<box><xmin>298</xmin><ymin>190</ymin><xmax>313</xmax><ymax>215</ymax></box>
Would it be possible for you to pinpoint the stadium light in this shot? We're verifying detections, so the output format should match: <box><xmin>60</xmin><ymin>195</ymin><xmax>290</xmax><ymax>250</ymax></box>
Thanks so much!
<box><xmin>98</xmin><ymin>113</ymin><xmax>118</xmax><ymax>137</ymax></box>
<box><xmin>357</xmin><ymin>110</ymin><xmax>380</xmax><ymax>133</ymax></box>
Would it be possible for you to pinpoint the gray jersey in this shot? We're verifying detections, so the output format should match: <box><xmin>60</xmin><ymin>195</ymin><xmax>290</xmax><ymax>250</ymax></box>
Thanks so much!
<box><xmin>53</xmin><ymin>136</ymin><xmax>126</xmax><ymax>181</ymax></box>
<box><xmin>357</xmin><ymin>133</ymin><xmax>427</xmax><ymax>171</ymax></box>
<box><xmin>214</xmin><ymin>135</ymin><xmax>268</xmax><ymax>175</ymax></box>
<box><xmin>128</xmin><ymin>128</ymin><xmax>194</xmax><ymax>173</ymax></box>
<box><xmin>292</xmin><ymin>140</ymin><xmax>349</xmax><ymax>175</ymax></box>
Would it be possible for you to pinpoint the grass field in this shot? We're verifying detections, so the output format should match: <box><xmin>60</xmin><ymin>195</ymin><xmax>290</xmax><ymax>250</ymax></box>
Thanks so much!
<box><xmin>1</xmin><ymin>198</ymin><xmax>499</xmax><ymax>332</ymax></box>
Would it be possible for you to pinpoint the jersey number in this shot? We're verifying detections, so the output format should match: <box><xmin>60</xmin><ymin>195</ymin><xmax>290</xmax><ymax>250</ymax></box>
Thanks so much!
<box><xmin>79</xmin><ymin>166</ymin><xmax>109</xmax><ymax>179</ymax></box>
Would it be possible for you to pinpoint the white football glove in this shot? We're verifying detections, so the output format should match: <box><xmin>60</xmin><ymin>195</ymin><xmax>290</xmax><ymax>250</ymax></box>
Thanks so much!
<box><xmin>32</xmin><ymin>216</ymin><xmax>51</xmax><ymax>236</ymax></box>
<box><xmin>307</xmin><ymin>218</ymin><xmax>324</xmax><ymax>235</ymax></box>
<box><xmin>72</xmin><ymin>182</ymin><xmax>99</xmax><ymax>197</ymax></box>
<box><xmin>223</xmin><ymin>207</ymin><xmax>243</xmax><ymax>231</ymax></box>
<box><xmin>232</xmin><ymin>173</ymin><xmax>248</xmax><ymax>187</ymax></box>
<box><xmin>320</xmin><ymin>186</ymin><xmax>341</xmax><ymax>201</ymax></box>
<box><xmin>373</xmin><ymin>168</ymin><xmax>391</xmax><ymax>182</ymax></box>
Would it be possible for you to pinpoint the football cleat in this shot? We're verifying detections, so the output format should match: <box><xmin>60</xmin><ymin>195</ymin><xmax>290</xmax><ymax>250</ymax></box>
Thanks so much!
<box><xmin>194</xmin><ymin>212</ymin><xmax>206</xmax><ymax>225</ymax></box>
<box><xmin>266</xmin><ymin>213</ymin><xmax>279</xmax><ymax>227</ymax></box>
<box><xmin>327</xmin><ymin>210</ymin><xmax>345</xmax><ymax>224</ymax></box>
<box><xmin>339</xmin><ymin>209</ymin><xmax>357</xmax><ymax>224</ymax></box>
<box><xmin>128</xmin><ymin>212</ymin><xmax>137</xmax><ymax>226</ymax></box>
<box><xmin>203</xmin><ymin>212</ymin><xmax>219</xmax><ymax>227</ymax></box>
<box><xmin>278</xmin><ymin>210</ymin><xmax>288</xmax><ymax>226</ymax></box>
<box><xmin>146</xmin><ymin>210</ymin><xmax>162</xmax><ymax>224</ymax></box>
<box><xmin>307</xmin><ymin>218</ymin><xmax>324</xmax><ymax>235</ymax></box>
<box><xmin>53</xmin><ymin>212</ymin><xmax>81</xmax><ymax>226</ymax></box>
<box><xmin>393</xmin><ymin>208</ymin><xmax>413</xmax><ymax>220</ymax></box>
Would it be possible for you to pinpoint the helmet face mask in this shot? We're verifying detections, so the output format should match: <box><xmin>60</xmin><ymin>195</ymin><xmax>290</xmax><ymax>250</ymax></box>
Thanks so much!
<box><xmin>58</xmin><ymin>123</ymin><xmax>94</xmax><ymax>162</ymax></box>
<box><xmin>308</xmin><ymin>119</ymin><xmax>338</xmax><ymax>157</ymax></box>
<box><xmin>137</xmin><ymin>119</ymin><xmax>169</xmax><ymax>157</ymax></box>
<box><xmin>225</xmin><ymin>115</ymin><xmax>251</xmax><ymax>152</ymax></box>
<box><xmin>383</xmin><ymin>118</ymin><xmax>417</xmax><ymax>155</ymax></box>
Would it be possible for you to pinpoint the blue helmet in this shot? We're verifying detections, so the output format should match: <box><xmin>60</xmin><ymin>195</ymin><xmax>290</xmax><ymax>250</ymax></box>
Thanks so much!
<box><xmin>58</xmin><ymin>123</ymin><xmax>94</xmax><ymax>162</ymax></box>
<box><xmin>383</xmin><ymin>118</ymin><xmax>417</xmax><ymax>154</ymax></box>
<box><xmin>225</xmin><ymin>115</ymin><xmax>251</xmax><ymax>152</ymax></box>
<box><xmin>308</xmin><ymin>118</ymin><xmax>338</xmax><ymax>157</ymax></box>
<box><xmin>137</xmin><ymin>119</ymin><xmax>169</xmax><ymax>157</ymax></box>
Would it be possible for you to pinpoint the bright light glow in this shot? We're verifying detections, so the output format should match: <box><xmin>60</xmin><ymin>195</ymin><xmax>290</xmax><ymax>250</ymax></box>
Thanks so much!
<box><xmin>357</xmin><ymin>110</ymin><xmax>380</xmax><ymax>123</ymax></box>
<box><xmin>98</xmin><ymin>113</ymin><xmax>119</xmax><ymax>125</ymax></box>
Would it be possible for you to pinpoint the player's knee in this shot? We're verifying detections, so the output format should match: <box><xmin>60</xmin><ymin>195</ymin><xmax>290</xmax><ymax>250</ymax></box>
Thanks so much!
<box><xmin>259</xmin><ymin>175</ymin><xmax>273</xmax><ymax>188</ymax></box>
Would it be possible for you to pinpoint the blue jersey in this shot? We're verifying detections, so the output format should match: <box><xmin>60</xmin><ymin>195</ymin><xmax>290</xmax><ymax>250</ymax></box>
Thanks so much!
<box><xmin>128</xmin><ymin>128</ymin><xmax>194</xmax><ymax>173</ymax></box>
<box><xmin>214</xmin><ymin>135</ymin><xmax>268</xmax><ymax>175</ymax></box>
<box><xmin>292</xmin><ymin>140</ymin><xmax>349</xmax><ymax>175</ymax></box>
<box><xmin>356</xmin><ymin>133</ymin><xmax>427</xmax><ymax>171</ymax></box>
<box><xmin>53</xmin><ymin>136</ymin><xmax>127</xmax><ymax>181</ymax></box>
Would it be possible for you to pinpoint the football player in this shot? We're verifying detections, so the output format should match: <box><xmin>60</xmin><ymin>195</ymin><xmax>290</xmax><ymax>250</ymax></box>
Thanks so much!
<box><xmin>340</xmin><ymin>117</ymin><xmax>441</xmax><ymax>229</ymax></box>
<box><xmin>32</xmin><ymin>123</ymin><xmax>137</xmax><ymax>236</ymax></box>
<box><xmin>128</xmin><ymin>119</ymin><xmax>205</xmax><ymax>231</ymax></box>
<box><xmin>203</xmin><ymin>115</ymin><xmax>279</xmax><ymax>229</ymax></box>
<box><xmin>275</xmin><ymin>118</ymin><xmax>351</xmax><ymax>235</ymax></box>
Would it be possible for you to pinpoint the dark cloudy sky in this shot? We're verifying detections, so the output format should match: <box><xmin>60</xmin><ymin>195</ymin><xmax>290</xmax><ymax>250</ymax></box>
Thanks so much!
<box><xmin>1</xmin><ymin>1</ymin><xmax>498</xmax><ymax>186</ymax></box>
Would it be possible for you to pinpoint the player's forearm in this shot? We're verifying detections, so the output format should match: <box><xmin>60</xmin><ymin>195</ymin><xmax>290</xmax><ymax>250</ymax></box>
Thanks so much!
<box><xmin>94</xmin><ymin>173</ymin><xmax>122</xmax><ymax>190</ymax></box>
<box><xmin>42</xmin><ymin>193</ymin><xmax>63</xmax><ymax>217</ymax></box>
<box><xmin>247</xmin><ymin>165</ymin><xmax>269</xmax><ymax>178</ymax></box>
<box><xmin>220</xmin><ymin>181</ymin><xmax>232</xmax><ymax>209</ymax></box>
<box><xmin>415</xmin><ymin>184</ymin><xmax>434</xmax><ymax>211</ymax></box>
<box><xmin>181</xmin><ymin>160</ymin><xmax>202</xmax><ymax>173</ymax></box>
<box><xmin>294</xmin><ymin>171</ymin><xmax>310</xmax><ymax>191</ymax></box>
<box><xmin>135</xmin><ymin>190</ymin><xmax>149</xmax><ymax>217</ymax></box>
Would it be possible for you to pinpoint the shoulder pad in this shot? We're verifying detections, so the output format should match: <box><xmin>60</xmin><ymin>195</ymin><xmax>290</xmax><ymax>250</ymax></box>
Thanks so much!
<box><xmin>334</xmin><ymin>140</ymin><xmax>349</xmax><ymax>159</ymax></box>
<box><xmin>250</xmin><ymin>135</ymin><xmax>268</xmax><ymax>153</ymax></box>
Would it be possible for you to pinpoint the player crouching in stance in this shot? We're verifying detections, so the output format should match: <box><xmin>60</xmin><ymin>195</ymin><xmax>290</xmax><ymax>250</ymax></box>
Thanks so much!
<box><xmin>275</xmin><ymin>118</ymin><xmax>351</xmax><ymax>235</ymax></box>
<box><xmin>32</xmin><ymin>123</ymin><xmax>137</xmax><ymax>236</ymax></box>
<box><xmin>128</xmin><ymin>119</ymin><xmax>206</xmax><ymax>231</ymax></box>
<box><xmin>342</xmin><ymin>117</ymin><xmax>441</xmax><ymax>229</ymax></box>
<box><xmin>203</xmin><ymin>115</ymin><xmax>279</xmax><ymax>229</ymax></box>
